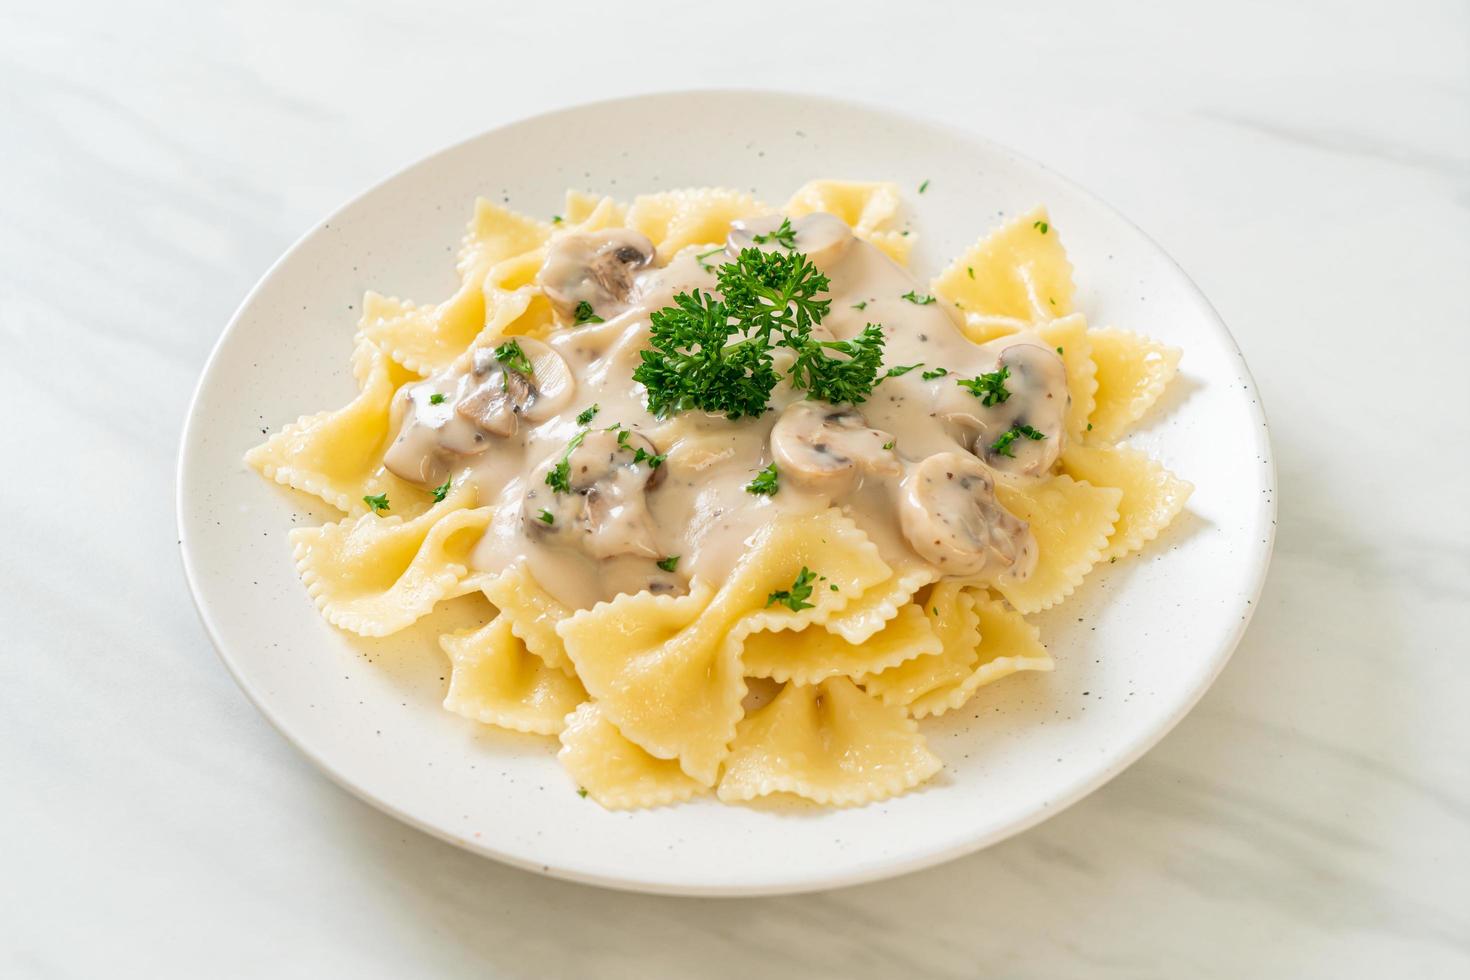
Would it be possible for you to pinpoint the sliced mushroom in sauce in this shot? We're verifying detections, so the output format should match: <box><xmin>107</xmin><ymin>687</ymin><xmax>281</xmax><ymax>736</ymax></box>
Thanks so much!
<box><xmin>898</xmin><ymin>451</ymin><xmax>1037</xmax><ymax>580</ymax></box>
<box><xmin>457</xmin><ymin>337</ymin><xmax>574</xmax><ymax>436</ymax></box>
<box><xmin>524</xmin><ymin>427</ymin><xmax>665</xmax><ymax>561</ymax></box>
<box><xmin>537</xmin><ymin>229</ymin><xmax>655</xmax><ymax>323</ymax></box>
<box><xmin>934</xmin><ymin>342</ymin><xmax>1069</xmax><ymax>478</ymax></box>
<box><xmin>769</xmin><ymin>400</ymin><xmax>899</xmax><ymax>497</ymax></box>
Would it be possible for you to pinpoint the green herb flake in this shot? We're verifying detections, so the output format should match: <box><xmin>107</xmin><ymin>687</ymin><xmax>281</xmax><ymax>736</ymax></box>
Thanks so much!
<box><xmin>852</xmin><ymin>300</ymin><xmax>868</xmax><ymax>310</ymax></box>
<box><xmin>577</xmin><ymin>787</ymin><xmax>588</xmax><ymax>798</ymax></box>
<box><xmin>537</xmin><ymin>508</ymin><xmax>555</xmax><ymax>525</ymax></box>
<box><xmin>552</xmin><ymin>215</ymin><xmax>563</xmax><ymax>224</ymax></box>
<box><xmin>882</xmin><ymin>440</ymin><xmax>895</xmax><ymax>451</ymax></box>
<box><xmin>616</xmin><ymin>428</ymin><xmax>631</xmax><ymax>448</ymax></box>
<box><xmin>494</xmin><ymin>339</ymin><xmax>535</xmax><ymax>377</ymax></box>
<box><xmin>545</xmin><ymin>429</ymin><xmax>589</xmax><ymax>493</ymax></box>
<box><xmin>1034</xmin><ymin>220</ymin><xmax>1049</xmax><ymax>234</ymax></box>
<box><xmin>428</xmin><ymin>392</ymin><xmax>447</xmax><ymax>405</ymax></box>
<box><xmin>573</xmin><ymin>301</ymin><xmax>605</xmax><ymax>325</ymax></box>
<box><xmin>1056</xmin><ymin>346</ymin><xmax>1064</xmax><ymax>355</ymax></box>
<box><xmin>656</xmin><ymin>555</ymin><xmax>680</xmax><ymax>572</ymax></box>
<box><xmin>967</xmin><ymin>266</ymin><xmax>975</xmax><ymax>279</ymax></box>
<box><xmin>363</xmin><ymin>493</ymin><xmax>390</xmax><ymax>514</ymax></box>
<box><xmin>745</xmin><ymin>463</ymin><xmax>779</xmax><ymax>496</ymax></box>
<box><xmin>765</xmin><ymin>566</ymin><xmax>818</xmax><ymax>612</ymax></box>
<box><xmin>575</xmin><ymin>404</ymin><xmax>600</xmax><ymax>425</ymax></box>
<box><xmin>431</xmin><ymin>479</ymin><xmax>452</xmax><ymax>503</ymax></box>
<box><xmin>752</xmin><ymin>218</ymin><xmax>798</xmax><ymax>249</ymax></box>
<box><xmin>956</xmin><ymin>365</ymin><xmax>1011</xmax><ymax>406</ymax></box>
<box><xmin>918</xmin><ymin>178</ymin><xmax>930</xmax><ymax>194</ymax></box>
<box><xmin>901</xmin><ymin>290</ymin><xmax>936</xmax><ymax>305</ymax></box>
<box><xmin>829</xmin><ymin>584</ymin><xmax>839</xmax><ymax>592</ymax></box>
<box><xmin>695</xmin><ymin>246</ymin><xmax>725</xmax><ymax>271</ymax></box>
<box><xmin>631</xmin><ymin>447</ymin><xmax>667</xmax><ymax>468</ymax></box>
<box><xmin>921</xmin><ymin>367</ymin><xmax>950</xmax><ymax>380</ymax></box>
<box><xmin>1087</xmin><ymin>422</ymin><xmax>1093</xmax><ymax>431</ymax></box>
<box><xmin>881</xmin><ymin>362</ymin><xmax>923</xmax><ymax>382</ymax></box>
<box><xmin>990</xmin><ymin>423</ymin><xmax>1047</xmax><ymax>458</ymax></box>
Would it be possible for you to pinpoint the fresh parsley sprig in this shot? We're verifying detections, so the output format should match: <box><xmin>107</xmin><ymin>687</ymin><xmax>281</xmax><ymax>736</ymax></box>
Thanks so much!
<box><xmin>766</xmin><ymin>567</ymin><xmax>818</xmax><ymax>612</ymax></box>
<box><xmin>745</xmin><ymin>463</ymin><xmax>779</xmax><ymax>496</ymax></box>
<box><xmin>493</xmin><ymin>340</ymin><xmax>534</xmax><ymax>378</ymax></box>
<box><xmin>786</xmin><ymin>323</ymin><xmax>888</xmax><ymax>406</ymax></box>
<box><xmin>751</xmin><ymin>218</ymin><xmax>798</xmax><ymax>249</ymax></box>
<box><xmin>957</xmin><ymin>366</ymin><xmax>1011</xmax><ymax>407</ymax></box>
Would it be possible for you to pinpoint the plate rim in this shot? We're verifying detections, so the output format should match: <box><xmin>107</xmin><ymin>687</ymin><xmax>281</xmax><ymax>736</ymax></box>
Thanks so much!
<box><xmin>176</xmin><ymin>87</ymin><xmax>1278</xmax><ymax>896</ymax></box>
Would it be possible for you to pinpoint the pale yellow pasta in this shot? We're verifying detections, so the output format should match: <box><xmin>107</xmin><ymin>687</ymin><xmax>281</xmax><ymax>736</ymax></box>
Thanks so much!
<box><xmin>820</xmin><ymin>559</ymin><xmax>937</xmax><ymax>645</ymax></box>
<box><xmin>1061</xmin><ymin>443</ymin><xmax>1193</xmax><ymax>561</ymax></box>
<box><xmin>908</xmin><ymin>592</ymin><xmax>1053</xmax><ymax>718</ymax></box>
<box><xmin>743</xmin><ymin>603</ymin><xmax>941</xmax><ymax>685</ymax></box>
<box><xmin>556</xmin><ymin>509</ymin><xmax>890</xmax><ymax>784</ymax></box>
<box><xmin>456</xmin><ymin>198</ymin><xmax>554</xmax><ymax>284</ymax></box>
<box><xmin>717</xmin><ymin>677</ymin><xmax>942</xmax><ymax>806</ymax></box>
<box><xmin>559</xmin><ymin>191</ymin><xmax>627</xmax><ymax>231</ymax></box>
<box><xmin>479</xmin><ymin>562</ymin><xmax>576</xmax><ymax>676</ymax></box>
<box><xmin>289</xmin><ymin>484</ymin><xmax>491</xmax><ymax>636</ymax></box>
<box><xmin>1087</xmin><ymin>327</ymin><xmax>1182</xmax><ymax>442</ymax></box>
<box><xmin>245</xmin><ymin>339</ymin><xmax>420</xmax><ymax>515</ymax></box>
<box><xmin>440</xmin><ymin>616</ymin><xmax>586</xmax><ymax>735</ymax></box>
<box><xmin>627</xmin><ymin>188</ymin><xmax>771</xmax><ymax>258</ymax></box>
<box><xmin>558</xmin><ymin>702</ymin><xmax>706</xmax><ymax>809</ymax></box>
<box><xmin>860</xmin><ymin>583</ymin><xmax>980</xmax><ymax>707</ymax></box>
<box><xmin>933</xmin><ymin>205</ymin><xmax>1075</xmax><ymax>336</ymax></box>
<box><xmin>359</xmin><ymin>280</ymin><xmax>532</xmax><ymax>379</ymax></box>
<box><xmin>1034</xmin><ymin>314</ymin><xmax>1098</xmax><ymax>440</ymax></box>
<box><xmin>783</xmin><ymin>179</ymin><xmax>913</xmax><ymax>265</ymax></box>
<box><xmin>993</xmin><ymin>475</ymin><xmax>1122</xmax><ymax>614</ymax></box>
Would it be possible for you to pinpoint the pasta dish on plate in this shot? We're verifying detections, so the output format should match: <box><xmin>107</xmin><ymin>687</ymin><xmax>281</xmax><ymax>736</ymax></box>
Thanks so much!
<box><xmin>246</xmin><ymin>180</ymin><xmax>1191</xmax><ymax>809</ymax></box>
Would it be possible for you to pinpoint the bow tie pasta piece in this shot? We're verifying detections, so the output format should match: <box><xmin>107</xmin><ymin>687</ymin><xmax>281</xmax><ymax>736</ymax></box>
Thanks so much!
<box><xmin>992</xmin><ymin>475</ymin><xmax>1122</xmax><ymax>614</ymax></box>
<box><xmin>559</xmin><ymin>191</ymin><xmax>628</xmax><ymax>232</ymax></box>
<box><xmin>440</xmin><ymin>616</ymin><xmax>587</xmax><ymax>736</ymax></box>
<box><xmin>456</xmin><ymin>198</ymin><xmax>555</xmax><ymax>284</ymax></box>
<box><xmin>743</xmin><ymin>603</ymin><xmax>941</xmax><ymax>686</ymax></box>
<box><xmin>1034</xmin><ymin>314</ymin><xmax>1099</xmax><ymax>440</ymax></box>
<box><xmin>1061</xmin><ymin>443</ymin><xmax>1193</xmax><ymax>562</ymax></box>
<box><xmin>558</xmin><ymin>702</ymin><xmax>706</xmax><ymax>810</ymax></box>
<box><xmin>360</xmin><ymin>278</ymin><xmax>536</xmax><ymax>378</ymax></box>
<box><xmin>480</xmin><ymin>562</ymin><xmax>577</xmax><ymax>676</ymax></box>
<box><xmin>932</xmin><ymin>206</ymin><xmax>1076</xmax><ymax>342</ymax></box>
<box><xmin>907</xmin><ymin>592</ymin><xmax>1054</xmax><ymax>719</ymax></box>
<box><xmin>783</xmin><ymin>179</ymin><xmax>913</xmax><ymax>266</ymax></box>
<box><xmin>819</xmin><ymin>559</ymin><xmax>938</xmax><ymax>645</ymax></box>
<box><xmin>860</xmin><ymin>583</ymin><xmax>980</xmax><ymax>708</ymax></box>
<box><xmin>717</xmin><ymin>677</ymin><xmax>942</xmax><ymax>806</ymax></box>
<box><xmin>246</xmin><ymin>339</ymin><xmax>421</xmax><ymax>515</ymax></box>
<box><xmin>557</xmin><ymin>509</ymin><xmax>891</xmax><ymax>785</ymax></box>
<box><xmin>1085</xmin><ymin>327</ymin><xmax>1183</xmax><ymax>442</ymax></box>
<box><xmin>627</xmin><ymin>188</ymin><xmax>772</xmax><ymax>260</ymax></box>
<box><xmin>289</xmin><ymin>484</ymin><xmax>492</xmax><ymax>637</ymax></box>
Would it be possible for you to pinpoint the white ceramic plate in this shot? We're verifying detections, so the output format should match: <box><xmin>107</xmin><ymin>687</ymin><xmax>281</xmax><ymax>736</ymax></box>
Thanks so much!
<box><xmin>178</xmin><ymin>90</ymin><xmax>1275</xmax><ymax>896</ymax></box>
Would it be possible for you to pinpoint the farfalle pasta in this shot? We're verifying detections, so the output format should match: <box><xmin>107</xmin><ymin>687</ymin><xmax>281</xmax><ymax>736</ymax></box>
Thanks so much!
<box><xmin>247</xmin><ymin>181</ymin><xmax>1192</xmax><ymax>809</ymax></box>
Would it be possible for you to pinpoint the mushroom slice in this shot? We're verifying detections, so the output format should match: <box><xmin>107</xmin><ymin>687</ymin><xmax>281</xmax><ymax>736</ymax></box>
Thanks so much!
<box><xmin>524</xmin><ymin>428</ymin><xmax>664</xmax><ymax>561</ymax></box>
<box><xmin>770</xmin><ymin>401</ymin><xmax>899</xmax><ymax>497</ymax></box>
<box><xmin>537</xmin><ymin>229</ymin><xmax>655</xmax><ymax>323</ymax></box>
<box><xmin>457</xmin><ymin>337</ymin><xmax>575</xmax><ymax>436</ymax></box>
<box><xmin>939</xmin><ymin>343</ymin><xmax>1068</xmax><ymax>479</ymax></box>
<box><xmin>728</xmin><ymin>212</ymin><xmax>854</xmax><ymax>267</ymax></box>
<box><xmin>899</xmin><ymin>452</ymin><xmax>1037</xmax><ymax>580</ymax></box>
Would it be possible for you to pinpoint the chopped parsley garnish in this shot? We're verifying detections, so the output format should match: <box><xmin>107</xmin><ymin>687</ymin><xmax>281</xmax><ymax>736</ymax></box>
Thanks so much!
<box><xmin>1056</xmin><ymin>346</ymin><xmax>1064</xmax><ymax>355</ymax></box>
<box><xmin>551</xmin><ymin>215</ymin><xmax>563</xmax><ymax>224</ymax></box>
<box><xmin>575</xmin><ymin>404</ymin><xmax>599</xmax><ymax>425</ymax></box>
<box><xmin>363</xmin><ymin>493</ymin><xmax>389</xmax><ymax>514</ymax></box>
<box><xmin>882</xmin><ymin>440</ymin><xmax>895</xmax><ymax>451</ymax></box>
<box><xmin>788</xmin><ymin>322</ymin><xmax>889</xmax><ymax>405</ymax></box>
<box><xmin>752</xmin><ymin>218</ymin><xmax>798</xmax><ymax>249</ymax></box>
<box><xmin>431</xmin><ymin>479</ymin><xmax>451</xmax><ymax>503</ymax></box>
<box><xmin>493</xmin><ymin>339</ymin><xmax>535</xmax><ymax>378</ymax></box>
<box><xmin>829</xmin><ymin>583</ymin><xmax>839</xmax><ymax>591</ymax></box>
<box><xmin>573</xmin><ymin>301</ymin><xmax>604</xmax><ymax>325</ymax></box>
<box><xmin>922</xmin><ymin>367</ymin><xmax>949</xmax><ymax>380</ymax></box>
<box><xmin>695</xmin><ymin>247</ymin><xmax>725</xmax><ymax>271</ymax></box>
<box><xmin>429</xmin><ymin>392</ymin><xmax>447</xmax><ymax>405</ymax></box>
<box><xmin>537</xmin><ymin>508</ymin><xmax>555</xmax><ymax>524</ymax></box>
<box><xmin>745</xmin><ymin>463</ymin><xmax>779</xmax><ymax>496</ymax></box>
<box><xmin>1033</xmin><ymin>220</ymin><xmax>1049</xmax><ymax>234</ymax></box>
<box><xmin>957</xmin><ymin>366</ymin><xmax>1011</xmax><ymax>406</ymax></box>
<box><xmin>1087</xmin><ymin>422</ymin><xmax>1093</xmax><ymax>431</ymax></box>
<box><xmin>616</xmin><ymin>428</ymin><xmax>631</xmax><ymax>448</ymax></box>
<box><xmin>656</xmin><ymin>555</ymin><xmax>680</xmax><ymax>572</ymax></box>
<box><xmin>577</xmin><ymin>787</ymin><xmax>588</xmax><ymax>798</ymax></box>
<box><xmin>918</xmin><ymin>178</ymin><xmax>930</xmax><ymax>193</ymax></box>
<box><xmin>852</xmin><ymin>301</ymin><xmax>868</xmax><ymax>310</ymax></box>
<box><xmin>966</xmin><ymin>266</ymin><xmax>975</xmax><ymax>279</ymax></box>
<box><xmin>766</xmin><ymin>567</ymin><xmax>818</xmax><ymax>612</ymax></box>
<box><xmin>990</xmin><ymin>423</ymin><xmax>1047</xmax><ymax>457</ymax></box>
<box><xmin>901</xmin><ymin>290</ymin><xmax>936</xmax><ymax>305</ymax></box>
<box><xmin>631</xmin><ymin>447</ymin><xmax>666</xmax><ymax>468</ymax></box>
<box><xmin>881</xmin><ymin>362</ymin><xmax>923</xmax><ymax>381</ymax></box>
<box><xmin>545</xmin><ymin>429</ymin><xmax>589</xmax><ymax>493</ymax></box>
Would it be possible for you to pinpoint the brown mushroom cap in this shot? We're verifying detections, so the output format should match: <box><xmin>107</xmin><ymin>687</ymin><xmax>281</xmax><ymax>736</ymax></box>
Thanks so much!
<box><xmin>457</xmin><ymin>336</ymin><xmax>574</xmax><ymax>436</ymax></box>
<box><xmin>898</xmin><ymin>451</ymin><xmax>1037</xmax><ymax>579</ymax></box>
<box><xmin>537</xmin><ymin>229</ymin><xmax>655</xmax><ymax>323</ymax></box>
<box><xmin>935</xmin><ymin>342</ymin><xmax>1069</xmax><ymax>479</ymax></box>
<box><xmin>770</xmin><ymin>400</ymin><xmax>898</xmax><ymax>497</ymax></box>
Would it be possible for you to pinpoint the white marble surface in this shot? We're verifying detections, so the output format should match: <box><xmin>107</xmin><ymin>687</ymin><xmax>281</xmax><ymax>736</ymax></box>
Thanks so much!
<box><xmin>3</xmin><ymin>0</ymin><xmax>1467</xmax><ymax>976</ymax></box>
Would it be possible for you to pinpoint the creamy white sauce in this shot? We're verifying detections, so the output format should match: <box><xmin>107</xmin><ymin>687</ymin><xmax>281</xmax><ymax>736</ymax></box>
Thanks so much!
<box><xmin>383</xmin><ymin>213</ymin><xmax>1068</xmax><ymax>610</ymax></box>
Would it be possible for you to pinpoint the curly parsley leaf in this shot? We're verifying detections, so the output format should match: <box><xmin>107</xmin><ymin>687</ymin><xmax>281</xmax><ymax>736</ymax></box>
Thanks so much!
<box><xmin>745</xmin><ymin>463</ymin><xmax>779</xmax><ymax>496</ymax></box>
<box><xmin>363</xmin><ymin>493</ymin><xmax>390</xmax><ymax>514</ymax></box>
<box><xmin>957</xmin><ymin>366</ymin><xmax>1011</xmax><ymax>407</ymax></box>
<box><xmin>633</xmin><ymin>288</ymin><xmax>779</xmax><ymax>419</ymax></box>
<box><xmin>765</xmin><ymin>566</ymin><xmax>817</xmax><ymax>612</ymax></box>
<box><xmin>573</xmin><ymin>301</ymin><xmax>604</xmax><ymax>325</ymax></box>
<box><xmin>788</xmin><ymin>323</ymin><xmax>887</xmax><ymax>405</ymax></box>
